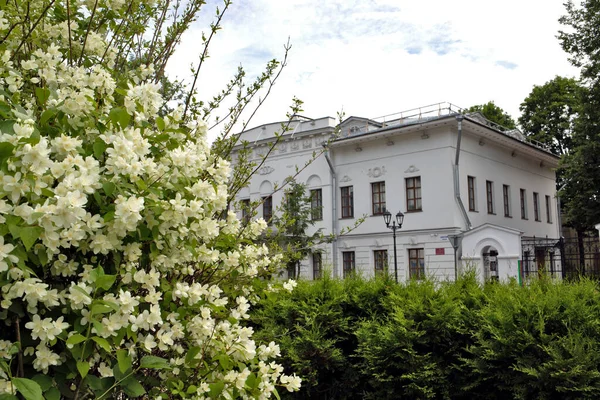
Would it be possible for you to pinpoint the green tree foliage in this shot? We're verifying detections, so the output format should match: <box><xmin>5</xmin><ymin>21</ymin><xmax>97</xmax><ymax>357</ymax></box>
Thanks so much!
<box><xmin>518</xmin><ymin>76</ymin><xmax>583</xmax><ymax>156</ymax></box>
<box><xmin>254</xmin><ymin>275</ymin><xmax>600</xmax><ymax>399</ymax></box>
<box><xmin>272</xmin><ymin>182</ymin><xmax>322</xmax><ymax>278</ymax></box>
<box><xmin>558</xmin><ymin>0</ymin><xmax>600</xmax><ymax>230</ymax></box>
<box><xmin>466</xmin><ymin>101</ymin><xmax>517</xmax><ymax>130</ymax></box>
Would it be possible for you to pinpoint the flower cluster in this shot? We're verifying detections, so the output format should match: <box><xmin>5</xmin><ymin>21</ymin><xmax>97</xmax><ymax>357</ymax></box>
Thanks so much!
<box><xmin>0</xmin><ymin>0</ymin><xmax>300</xmax><ymax>398</ymax></box>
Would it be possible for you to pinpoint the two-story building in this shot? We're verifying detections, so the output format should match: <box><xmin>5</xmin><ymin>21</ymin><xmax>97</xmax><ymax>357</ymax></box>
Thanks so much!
<box><xmin>232</xmin><ymin>103</ymin><xmax>561</xmax><ymax>283</ymax></box>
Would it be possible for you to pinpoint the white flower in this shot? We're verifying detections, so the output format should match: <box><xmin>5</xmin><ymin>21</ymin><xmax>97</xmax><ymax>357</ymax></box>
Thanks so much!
<box><xmin>32</xmin><ymin>344</ymin><xmax>61</xmax><ymax>373</ymax></box>
<box><xmin>0</xmin><ymin>236</ymin><xmax>18</xmax><ymax>272</ymax></box>
<box><xmin>280</xmin><ymin>374</ymin><xmax>302</xmax><ymax>392</ymax></box>
<box><xmin>282</xmin><ymin>280</ymin><xmax>297</xmax><ymax>293</ymax></box>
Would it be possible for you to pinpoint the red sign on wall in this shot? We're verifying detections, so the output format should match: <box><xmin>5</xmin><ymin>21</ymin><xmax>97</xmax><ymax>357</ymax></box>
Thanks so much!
<box><xmin>435</xmin><ymin>248</ymin><xmax>445</xmax><ymax>255</ymax></box>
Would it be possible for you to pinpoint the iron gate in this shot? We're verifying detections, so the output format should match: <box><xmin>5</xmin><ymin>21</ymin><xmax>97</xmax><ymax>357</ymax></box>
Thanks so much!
<box><xmin>521</xmin><ymin>234</ymin><xmax>600</xmax><ymax>280</ymax></box>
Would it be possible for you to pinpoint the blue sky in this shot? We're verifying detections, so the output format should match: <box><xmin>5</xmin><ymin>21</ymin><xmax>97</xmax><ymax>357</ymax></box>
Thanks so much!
<box><xmin>168</xmin><ymin>0</ymin><xmax>578</xmax><ymax>138</ymax></box>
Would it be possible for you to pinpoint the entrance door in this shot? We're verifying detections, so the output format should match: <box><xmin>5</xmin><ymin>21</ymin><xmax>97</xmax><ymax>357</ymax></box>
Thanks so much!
<box><xmin>483</xmin><ymin>247</ymin><xmax>499</xmax><ymax>281</ymax></box>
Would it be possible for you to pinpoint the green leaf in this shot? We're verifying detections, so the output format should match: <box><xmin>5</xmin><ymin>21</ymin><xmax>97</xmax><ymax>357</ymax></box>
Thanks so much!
<box><xmin>120</xmin><ymin>376</ymin><xmax>146</xmax><ymax>398</ymax></box>
<box><xmin>95</xmin><ymin>274</ymin><xmax>116</xmax><ymax>291</ymax></box>
<box><xmin>208</xmin><ymin>381</ymin><xmax>224</xmax><ymax>398</ymax></box>
<box><xmin>102</xmin><ymin>181</ymin><xmax>116</xmax><ymax>197</ymax></box>
<box><xmin>156</xmin><ymin>117</ymin><xmax>165</xmax><ymax>131</ymax></box>
<box><xmin>0</xmin><ymin>394</ymin><xmax>19</xmax><ymax>400</ymax></box>
<box><xmin>93</xmin><ymin>138</ymin><xmax>107</xmax><ymax>159</ymax></box>
<box><xmin>109</xmin><ymin>107</ymin><xmax>131</xmax><ymax>130</ymax></box>
<box><xmin>40</xmin><ymin>109</ymin><xmax>58</xmax><ymax>125</ymax></box>
<box><xmin>116</xmin><ymin>349</ymin><xmax>132</xmax><ymax>373</ymax></box>
<box><xmin>90</xmin><ymin>303</ymin><xmax>113</xmax><ymax>315</ymax></box>
<box><xmin>91</xmin><ymin>336</ymin><xmax>111</xmax><ymax>352</ymax></box>
<box><xmin>66</xmin><ymin>334</ymin><xmax>87</xmax><ymax>345</ymax></box>
<box><xmin>77</xmin><ymin>361</ymin><xmax>90</xmax><ymax>378</ymax></box>
<box><xmin>12</xmin><ymin>378</ymin><xmax>43</xmax><ymax>400</ymax></box>
<box><xmin>140</xmin><ymin>356</ymin><xmax>171</xmax><ymax>370</ymax></box>
<box><xmin>31</xmin><ymin>374</ymin><xmax>52</xmax><ymax>392</ymax></box>
<box><xmin>8</xmin><ymin>224</ymin><xmax>20</xmax><ymax>241</ymax></box>
<box><xmin>0</xmin><ymin>142</ymin><xmax>14</xmax><ymax>165</ymax></box>
<box><xmin>185</xmin><ymin>346</ymin><xmax>201</xmax><ymax>365</ymax></box>
<box><xmin>19</xmin><ymin>226</ymin><xmax>43</xmax><ymax>251</ymax></box>
<box><xmin>35</xmin><ymin>87</ymin><xmax>50</xmax><ymax>106</ymax></box>
<box><xmin>44</xmin><ymin>388</ymin><xmax>61</xmax><ymax>400</ymax></box>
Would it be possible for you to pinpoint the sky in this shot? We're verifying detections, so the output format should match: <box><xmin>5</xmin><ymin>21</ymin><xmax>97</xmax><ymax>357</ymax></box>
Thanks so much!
<box><xmin>167</xmin><ymin>0</ymin><xmax>579</xmax><ymax>137</ymax></box>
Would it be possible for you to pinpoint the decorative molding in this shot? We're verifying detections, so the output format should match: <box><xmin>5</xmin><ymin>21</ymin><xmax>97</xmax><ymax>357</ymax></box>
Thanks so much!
<box><xmin>290</xmin><ymin>141</ymin><xmax>300</xmax><ymax>151</ymax></box>
<box><xmin>386</xmin><ymin>139</ymin><xmax>395</xmax><ymax>146</ymax></box>
<box><xmin>404</xmin><ymin>165</ymin><xmax>419</xmax><ymax>174</ymax></box>
<box><xmin>367</xmin><ymin>166</ymin><xmax>387</xmax><ymax>178</ymax></box>
<box><xmin>258</xmin><ymin>166</ymin><xmax>274</xmax><ymax>175</ymax></box>
<box><xmin>255</xmin><ymin>147</ymin><xmax>267</xmax><ymax>157</ymax></box>
<box><xmin>278</xmin><ymin>143</ymin><xmax>287</xmax><ymax>153</ymax></box>
<box><xmin>421</xmin><ymin>133</ymin><xmax>430</xmax><ymax>139</ymax></box>
<box><xmin>302</xmin><ymin>139</ymin><xmax>312</xmax><ymax>149</ymax></box>
<box><xmin>355</xmin><ymin>145</ymin><xmax>363</xmax><ymax>152</ymax></box>
<box><xmin>339</xmin><ymin>175</ymin><xmax>352</xmax><ymax>183</ymax></box>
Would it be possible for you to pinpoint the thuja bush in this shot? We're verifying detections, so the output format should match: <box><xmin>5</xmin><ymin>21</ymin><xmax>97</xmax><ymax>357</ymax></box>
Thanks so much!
<box><xmin>253</xmin><ymin>274</ymin><xmax>600</xmax><ymax>399</ymax></box>
<box><xmin>0</xmin><ymin>0</ymin><xmax>301</xmax><ymax>399</ymax></box>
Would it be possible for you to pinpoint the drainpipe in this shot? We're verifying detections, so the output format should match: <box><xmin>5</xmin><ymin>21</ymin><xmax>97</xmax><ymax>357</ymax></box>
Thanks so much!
<box><xmin>323</xmin><ymin>144</ymin><xmax>339</xmax><ymax>278</ymax></box>
<box><xmin>454</xmin><ymin>114</ymin><xmax>472</xmax><ymax>230</ymax></box>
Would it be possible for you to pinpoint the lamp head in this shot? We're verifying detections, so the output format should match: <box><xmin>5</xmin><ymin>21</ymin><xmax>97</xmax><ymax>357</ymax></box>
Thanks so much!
<box><xmin>383</xmin><ymin>209</ymin><xmax>391</xmax><ymax>226</ymax></box>
<box><xmin>396</xmin><ymin>211</ymin><xmax>404</xmax><ymax>228</ymax></box>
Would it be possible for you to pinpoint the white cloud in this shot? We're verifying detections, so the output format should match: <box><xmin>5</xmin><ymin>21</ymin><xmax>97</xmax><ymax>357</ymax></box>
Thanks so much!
<box><xmin>167</xmin><ymin>0</ymin><xmax>579</xmax><ymax>139</ymax></box>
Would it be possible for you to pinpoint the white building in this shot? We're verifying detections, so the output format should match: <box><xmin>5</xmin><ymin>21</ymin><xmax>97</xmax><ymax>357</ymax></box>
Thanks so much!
<box><xmin>232</xmin><ymin>103</ymin><xmax>561</xmax><ymax>283</ymax></box>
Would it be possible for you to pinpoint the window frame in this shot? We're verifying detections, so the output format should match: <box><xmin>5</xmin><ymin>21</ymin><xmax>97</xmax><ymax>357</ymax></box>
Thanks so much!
<box><xmin>240</xmin><ymin>198</ymin><xmax>251</xmax><ymax>223</ymax></box>
<box><xmin>408</xmin><ymin>248</ymin><xmax>425</xmax><ymax>280</ymax></box>
<box><xmin>486</xmin><ymin>180</ymin><xmax>494</xmax><ymax>214</ymax></box>
<box><xmin>262</xmin><ymin>195</ymin><xmax>273</xmax><ymax>224</ymax></box>
<box><xmin>342</xmin><ymin>251</ymin><xmax>355</xmax><ymax>278</ymax></box>
<box><xmin>468</xmin><ymin>176</ymin><xmax>476</xmax><ymax>212</ymax></box>
<box><xmin>545</xmin><ymin>195</ymin><xmax>552</xmax><ymax>223</ymax></box>
<box><xmin>312</xmin><ymin>252</ymin><xmax>322</xmax><ymax>280</ymax></box>
<box><xmin>310</xmin><ymin>189</ymin><xmax>323</xmax><ymax>221</ymax></box>
<box><xmin>373</xmin><ymin>250</ymin><xmax>388</xmax><ymax>275</ymax></box>
<box><xmin>406</xmin><ymin>176</ymin><xmax>422</xmax><ymax>212</ymax></box>
<box><xmin>341</xmin><ymin>186</ymin><xmax>354</xmax><ymax>219</ymax></box>
<box><xmin>533</xmin><ymin>192</ymin><xmax>540</xmax><ymax>221</ymax></box>
<box><xmin>520</xmin><ymin>189</ymin><xmax>528</xmax><ymax>220</ymax></box>
<box><xmin>503</xmin><ymin>184</ymin><xmax>511</xmax><ymax>217</ymax></box>
<box><xmin>371</xmin><ymin>181</ymin><xmax>386</xmax><ymax>215</ymax></box>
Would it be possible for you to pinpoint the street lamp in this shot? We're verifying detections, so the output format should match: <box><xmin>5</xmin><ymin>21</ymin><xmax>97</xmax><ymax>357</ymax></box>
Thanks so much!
<box><xmin>383</xmin><ymin>209</ymin><xmax>404</xmax><ymax>282</ymax></box>
<box><xmin>447</xmin><ymin>234</ymin><xmax>462</xmax><ymax>280</ymax></box>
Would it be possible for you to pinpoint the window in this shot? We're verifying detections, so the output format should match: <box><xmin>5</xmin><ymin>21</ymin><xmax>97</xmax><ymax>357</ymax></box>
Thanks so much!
<box><xmin>262</xmin><ymin>196</ymin><xmax>273</xmax><ymax>224</ymax></box>
<box><xmin>533</xmin><ymin>192</ymin><xmax>540</xmax><ymax>221</ymax></box>
<box><xmin>240</xmin><ymin>199</ymin><xmax>250</xmax><ymax>223</ymax></box>
<box><xmin>310</xmin><ymin>189</ymin><xmax>323</xmax><ymax>221</ymax></box>
<box><xmin>546</xmin><ymin>195</ymin><xmax>552</xmax><ymax>223</ymax></box>
<box><xmin>342</xmin><ymin>251</ymin><xmax>355</xmax><ymax>278</ymax></box>
<box><xmin>503</xmin><ymin>185</ymin><xmax>511</xmax><ymax>217</ymax></box>
<box><xmin>468</xmin><ymin>176</ymin><xmax>476</xmax><ymax>211</ymax></box>
<box><xmin>406</xmin><ymin>177</ymin><xmax>422</xmax><ymax>211</ymax></box>
<box><xmin>520</xmin><ymin>189</ymin><xmax>527</xmax><ymax>219</ymax></box>
<box><xmin>341</xmin><ymin>186</ymin><xmax>354</xmax><ymax>218</ymax></box>
<box><xmin>486</xmin><ymin>181</ymin><xmax>494</xmax><ymax>214</ymax></box>
<box><xmin>371</xmin><ymin>181</ymin><xmax>386</xmax><ymax>215</ymax></box>
<box><xmin>374</xmin><ymin>250</ymin><xmax>388</xmax><ymax>274</ymax></box>
<box><xmin>408</xmin><ymin>248</ymin><xmax>425</xmax><ymax>280</ymax></box>
<box><xmin>312</xmin><ymin>253</ymin><xmax>322</xmax><ymax>280</ymax></box>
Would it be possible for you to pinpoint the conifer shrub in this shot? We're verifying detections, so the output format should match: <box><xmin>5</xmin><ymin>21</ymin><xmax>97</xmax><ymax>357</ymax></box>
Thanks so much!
<box><xmin>253</xmin><ymin>273</ymin><xmax>600</xmax><ymax>399</ymax></box>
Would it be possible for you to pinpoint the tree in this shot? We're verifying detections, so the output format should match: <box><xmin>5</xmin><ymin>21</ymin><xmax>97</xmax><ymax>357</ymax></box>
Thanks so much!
<box><xmin>558</xmin><ymin>0</ymin><xmax>600</xmax><ymax>232</ymax></box>
<box><xmin>273</xmin><ymin>182</ymin><xmax>322</xmax><ymax>279</ymax></box>
<box><xmin>518</xmin><ymin>76</ymin><xmax>583</xmax><ymax>156</ymax></box>
<box><xmin>466</xmin><ymin>101</ymin><xmax>517</xmax><ymax>130</ymax></box>
<box><xmin>0</xmin><ymin>0</ymin><xmax>302</xmax><ymax>398</ymax></box>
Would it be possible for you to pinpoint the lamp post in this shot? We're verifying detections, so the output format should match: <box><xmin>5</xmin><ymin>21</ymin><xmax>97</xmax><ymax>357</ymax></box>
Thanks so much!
<box><xmin>383</xmin><ymin>210</ymin><xmax>405</xmax><ymax>282</ymax></box>
<box><xmin>447</xmin><ymin>234</ymin><xmax>462</xmax><ymax>280</ymax></box>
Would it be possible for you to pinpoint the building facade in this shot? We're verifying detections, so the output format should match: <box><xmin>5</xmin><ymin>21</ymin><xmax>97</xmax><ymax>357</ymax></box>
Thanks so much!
<box><xmin>232</xmin><ymin>103</ymin><xmax>561</xmax><ymax>283</ymax></box>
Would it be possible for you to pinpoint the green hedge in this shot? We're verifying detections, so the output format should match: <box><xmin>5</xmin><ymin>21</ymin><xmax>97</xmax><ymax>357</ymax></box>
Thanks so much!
<box><xmin>251</xmin><ymin>274</ymin><xmax>600</xmax><ymax>399</ymax></box>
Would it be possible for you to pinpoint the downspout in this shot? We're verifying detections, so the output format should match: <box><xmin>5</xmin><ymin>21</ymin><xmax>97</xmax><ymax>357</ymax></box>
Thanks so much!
<box><xmin>454</xmin><ymin>114</ymin><xmax>472</xmax><ymax>230</ymax></box>
<box><xmin>323</xmin><ymin>144</ymin><xmax>338</xmax><ymax>278</ymax></box>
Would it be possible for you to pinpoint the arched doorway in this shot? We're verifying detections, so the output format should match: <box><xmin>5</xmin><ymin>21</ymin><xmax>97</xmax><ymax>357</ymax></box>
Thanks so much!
<box><xmin>482</xmin><ymin>245</ymin><xmax>499</xmax><ymax>281</ymax></box>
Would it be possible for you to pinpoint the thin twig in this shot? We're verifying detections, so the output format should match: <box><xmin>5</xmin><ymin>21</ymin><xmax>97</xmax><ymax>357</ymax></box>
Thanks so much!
<box><xmin>66</xmin><ymin>0</ymin><xmax>73</xmax><ymax>65</ymax></box>
<box><xmin>10</xmin><ymin>0</ymin><xmax>56</xmax><ymax>60</ymax></box>
<box><xmin>78</xmin><ymin>0</ymin><xmax>99</xmax><ymax>65</ymax></box>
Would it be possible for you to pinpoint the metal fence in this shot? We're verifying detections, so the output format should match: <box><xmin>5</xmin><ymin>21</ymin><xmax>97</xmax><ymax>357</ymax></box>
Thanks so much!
<box><xmin>521</xmin><ymin>234</ymin><xmax>600</xmax><ymax>280</ymax></box>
